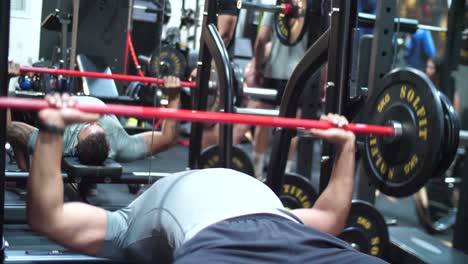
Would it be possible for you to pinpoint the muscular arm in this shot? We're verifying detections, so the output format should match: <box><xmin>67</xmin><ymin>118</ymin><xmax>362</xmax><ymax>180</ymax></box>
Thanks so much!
<box><xmin>5</xmin><ymin>62</ymin><xmax>31</xmax><ymax>170</ymax></box>
<box><xmin>291</xmin><ymin>115</ymin><xmax>356</xmax><ymax>236</ymax></box>
<box><xmin>218</xmin><ymin>14</ymin><xmax>238</xmax><ymax>47</ymax></box>
<box><xmin>27</xmin><ymin>131</ymin><xmax>107</xmax><ymax>256</ymax></box>
<box><xmin>253</xmin><ymin>25</ymin><xmax>272</xmax><ymax>72</ymax></box>
<box><xmin>142</xmin><ymin>95</ymin><xmax>180</xmax><ymax>155</ymax></box>
<box><xmin>6</xmin><ymin>120</ymin><xmax>35</xmax><ymax>171</ymax></box>
<box><xmin>28</xmin><ymin>134</ymin><xmax>108</xmax><ymax>255</ymax></box>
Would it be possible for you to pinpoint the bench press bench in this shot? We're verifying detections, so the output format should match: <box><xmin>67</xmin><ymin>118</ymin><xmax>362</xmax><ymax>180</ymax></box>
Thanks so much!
<box><xmin>3</xmin><ymin>156</ymin><xmax>169</xmax><ymax>263</ymax></box>
<box><xmin>5</xmin><ymin>157</ymin><xmax>170</xmax><ymax>184</ymax></box>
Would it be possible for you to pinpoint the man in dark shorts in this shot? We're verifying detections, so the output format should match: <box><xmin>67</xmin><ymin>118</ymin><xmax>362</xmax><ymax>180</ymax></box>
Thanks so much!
<box><xmin>7</xmin><ymin>62</ymin><xmax>182</xmax><ymax>170</ymax></box>
<box><xmin>26</xmin><ymin>94</ymin><xmax>387</xmax><ymax>263</ymax></box>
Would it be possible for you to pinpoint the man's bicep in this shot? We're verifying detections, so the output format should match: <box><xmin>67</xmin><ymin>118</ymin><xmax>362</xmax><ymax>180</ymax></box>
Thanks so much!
<box><xmin>218</xmin><ymin>15</ymin><xmax>238</xmax><ymax>47</ymax></box>
<box><xmin>7</xmin><ymin>121</ymin><xmax>36</xmax><ymax>147</ymax></box>
<box><xmin>291</xmin><ymin>208</ymin><xmax>338</xmax><ymax>235</ymax></box>
<box><xmin>49</xmin><ymin>203</ymin><xmax>108</xmax><ymax>256</ymax></box>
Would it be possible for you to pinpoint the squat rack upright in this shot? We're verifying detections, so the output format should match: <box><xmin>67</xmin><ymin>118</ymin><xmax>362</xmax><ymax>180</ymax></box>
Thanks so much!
<box><xmin>0</xmin><ymin>0</ymin><xmax>11</xmax><ymax>260</ymax></box>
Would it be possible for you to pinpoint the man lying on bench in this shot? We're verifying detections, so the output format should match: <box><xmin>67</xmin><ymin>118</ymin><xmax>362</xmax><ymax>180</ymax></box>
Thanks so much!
<box><xmin>7</xmin><ymin>62</ymin><xmax>181</xmax><ymax>171</ymax></box>
<box><xmin>26</xmin><ymin>94</ymin><xmax>387</xmax><ymax>263</ymax></box>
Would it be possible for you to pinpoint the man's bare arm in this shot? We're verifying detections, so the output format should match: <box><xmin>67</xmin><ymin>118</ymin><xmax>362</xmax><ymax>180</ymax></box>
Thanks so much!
<box><xmin>292</xmin><ymin>114</ymin><xmax>356</xmax><ymax>236</ymax></box>
<box><xmin>7</xmin><ymin>121</ymin><xmax>35</xmax><ymax>170</ymax></box>
<box><xmin>27</xmin><ymin>95</ymin><xmax>107</xmax><ymax>256</ymax></box>
<box><xmin>142</xmin><ymin>76</ymin><xmax>181</xmax><ymax>155</ymax></box>
<box><xmin>142</xmin><ymin>96</ymin><xmax>180</xmax><ymax>155</ymax></box>
<box><xmin>218</xmin><ymin>14</ymin><xmax>238</xmax><ymax>47</ymax></box>
<box><xmin>253</xmin><ymin>25</ymin><xmax>272</xmax><ymax>72</ymax></box>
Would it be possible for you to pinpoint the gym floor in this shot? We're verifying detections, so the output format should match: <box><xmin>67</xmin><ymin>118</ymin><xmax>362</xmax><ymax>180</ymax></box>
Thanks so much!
<box><xmin>4</xmin><ymin>141</ymin><xmax>454</xmax><ymax>248</ymax></box>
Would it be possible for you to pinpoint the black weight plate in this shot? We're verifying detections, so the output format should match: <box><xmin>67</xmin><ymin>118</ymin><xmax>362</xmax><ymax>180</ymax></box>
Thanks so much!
<box><xmin>138</xmin><ymin>85</ymin><xmax>160</xmax><ymax>107</ymax></box>
<box><xmin>231</xmin><ymin>61</ymin><xmax>244</xmax><ymax>107</ymax></box>
<box><xmin>204</xmin><ymin>62</ymin><xmax>221</xmax><ymax>128</ymax></box>
<box><xmin>206</xmin><ymin>61</ymin><xmax>221</xmax><ymax>112</ymax></box>
<box><xmin>338</xmin><ymin>227</ymin><xmax>371</xmax><ymax>253</ymax></box>
<box><xmin>432</xmin><ymin>92</ymin><xmax>460</xmax><ymax>178</ymax></box>
<box><xmin>149</xmin><ymin>46</ymin><xmax>187</xmax><ymax>79</ymax></box>
<box><xmin>199</xmin><ymin>145</ymin><xmax>254</xmax><ymax>176</ymax></box>
<box><xmin>274</xmin><ymin>0</ymin><xmax>309</xmax><ymax>46</ymax></box>
<box><xmin>363</xmin><ymin>68</ymin><xmax>444</xmax><ymax>197</ymax></box>
<box><xmin>341</xmin><ymin>200</ymin><xmax>389</xmax><ymax>259</ymax></box>
<box><xmin>280</xmin><ymin>173</ymin><xmax>318</xmax><ymax>209</ymax></box>
<box><xmin>126</xmin><ymin>81</ymin><xmax>141</xmax><ymax>99</ymax></box>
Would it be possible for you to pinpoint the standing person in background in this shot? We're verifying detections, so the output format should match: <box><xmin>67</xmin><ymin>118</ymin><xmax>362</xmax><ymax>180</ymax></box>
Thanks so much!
<box><xmin>404</xmin><ymin>29</ymin><xmax>436</xmax><ymax>71</ymax></box>
<box><xmin>200</xmin><ymin>0</ymin><xmax>244</xmax><ymax>149</ymax></box>
<box><xmin>249</xmin><ymin>2</ymin><xmax>309</xmax><ymax>180</ymax></box>
<box><xmin>217</xmin><ymin>0</ymin><xmax>239</xmax><ymax>50</ymax></box>
<box><xmin>425</xmin><ymin>56</ymin><xmax>461</xmax><ymax>114</ymax></box>
<box><xmin>425</xmin><ymin>56</ymin><xmax>442</xmax><ymax>88</ymax></box>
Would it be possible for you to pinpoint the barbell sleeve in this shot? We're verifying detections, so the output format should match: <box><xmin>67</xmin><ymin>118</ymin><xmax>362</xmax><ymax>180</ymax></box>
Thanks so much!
<box><xmin>19</xmin><ymin>66</ymin><xmax>197</xmax><ymax>88</ymax></box>
<box><xmin>0</xmin><ymin>97</ymin><xmax>395</xmax><ymax>136</ymax></box>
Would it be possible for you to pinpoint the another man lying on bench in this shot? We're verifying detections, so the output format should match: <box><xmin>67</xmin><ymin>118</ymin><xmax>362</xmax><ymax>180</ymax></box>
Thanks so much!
<box><xmin>7</xmin><ymin>62</ymin><xmax>181</xmax><ymax>171</ymax></box>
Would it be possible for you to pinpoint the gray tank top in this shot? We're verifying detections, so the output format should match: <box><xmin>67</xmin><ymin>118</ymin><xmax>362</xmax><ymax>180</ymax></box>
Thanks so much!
<box><xmin>97</xmin><ymin>169</ymin><xmax>298</xmax><ymax>263</ymax></box>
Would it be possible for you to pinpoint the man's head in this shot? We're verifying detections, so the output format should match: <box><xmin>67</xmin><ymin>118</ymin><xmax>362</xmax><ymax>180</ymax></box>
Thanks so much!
<box><xmin>75</xmin><ymin>123</ymin><xmax>110</xmax><ymax>165</ymax></box>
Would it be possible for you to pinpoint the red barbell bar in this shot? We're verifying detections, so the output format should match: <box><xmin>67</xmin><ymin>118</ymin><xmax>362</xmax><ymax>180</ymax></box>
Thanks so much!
<box><xmin>0</xmin><ymin>97</ymin><xmax>395</xmax><ymax>137</ymax></box>
<box><xmin>20</xmin><ymin>66</ymin><xmax>197</xmax><ymax>88</ymax></box>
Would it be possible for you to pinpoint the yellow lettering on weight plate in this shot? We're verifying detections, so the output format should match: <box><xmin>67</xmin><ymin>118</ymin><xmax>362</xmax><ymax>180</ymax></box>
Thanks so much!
<box><xmin>388</xmin><ymin>168</ymin><xmax>395</xmax><ymax>180</ymax></box>
<box><xmin>404</xmin><ymin>154</ymin><xmax>419</xmax><ymax>175</ymax></box>
<box><xmin>233</xmin><ymin>158</ymin><xmax>243</xmax><ymax>168</ymax></box>
<box><xmin>419</xmin><ymin>128</ymin><xmax>428</xmax><ymax>140</ymax></box>
<box><xmin>400</xmin><ymin>85</ymin><xmax>407</xmax><ymax>99</ymax></box>
<box><xmin>371</xmin><ymin>237</ymin><xmax>380</xmax><ymax>246</ymax></box>
<box><xmin>412</xmin><ymin>96</ymin><xmax>421</xmax><ymax>109</ymax></box>
<box><xmin>375</xmin><ymin>156</ymin><xmax>383</xmax><ymax>167</ymax></box>
<box><xmin>379</xmin><ymin>162</ymin><xmax>387</xmax><ymax>174</ymax></box>
<box><xmin>290</xmin><ymin>185</ymin><xmax>297</xmax><ymax>195</ymax></box>
<box><xmin>377</xmin><ymin>94</ymin><xmax>391</xmax><ymax>113</ymax></box>
<box><xmin>357</xmin><ymin>216</ymin><xmax>372</xmax><ymax>230</ymax></box>
<box><xmin>416</xmin><ymin>106</ymin><xmax>426</xmax><ymax>117</ymax></box>
<box><xmin>303</xmin><ymin>201</ymin><xmax>311</xmax><ymax>208</ymax></box>
<box><xmin>295</xmin><ymin>188</ymin><xmax>303</xmax><ymax>197</ymax></box>
<box><xmin>371</xmin><ymin>147</ymin><xmax>379</xmax><ymax>158</ymax></box>
<box><xmin>419</xmin><ymin>119</ymin><xmax>428</xmax><ymax>140</ymax></box>
<box><xmin>371</xmin><ymin>246</ymin><xmax>380</xmax><ymax>256</ymax></box>
<box><xmin>406</xmin><ymin>89</ymin><xmax>415</xmax><ymax>103</ymax></box>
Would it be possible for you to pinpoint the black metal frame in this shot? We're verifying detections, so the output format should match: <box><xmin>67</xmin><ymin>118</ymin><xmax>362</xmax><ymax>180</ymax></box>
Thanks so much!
<box><xmin>188</xmin><ymin>0</ymin><xmax>234</xmax><ymax>170</ymax></box>
<box><xmin>267</xmin><ymin>0</ymin><xmax>357</xmax><ymax>195</ymax></box>
<box><xmin>206</xmin><ymin>24</ymin><xmax>235</xmax><ymax>169</ymax></box>
<box><xmin>355</xmin><ymin>0</ymin><xmax>396</xmax><ymax>203</ymax></box>
<box><xmin>440</xmin><ymin>0</ymin><xmax>465</xmax><ymax>104</ymax></box>
<box><xmin>451</xmin><ymin>0</ymin><xmax>468</xmax><ymax>254</ymax></box>
<box><xmin>0</xmin><ymin>0</ymin><xmax>11</xmax><ymax>260</ymax></box>
<box><xmin>319</xmin><ymin>0</ymin><xmax>357</xmax><ymax>193</ymax></box>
